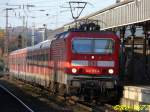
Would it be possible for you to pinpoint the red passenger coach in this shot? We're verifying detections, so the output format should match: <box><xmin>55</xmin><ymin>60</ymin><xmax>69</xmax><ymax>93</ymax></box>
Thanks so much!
<box><xmin>9</xmin><ymin>24</ymin><xmax>120</xmax><ymax>102</ymax></box>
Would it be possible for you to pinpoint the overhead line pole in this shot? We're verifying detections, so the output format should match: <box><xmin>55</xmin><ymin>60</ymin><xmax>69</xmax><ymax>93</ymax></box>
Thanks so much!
<box><xmin>4</xmin><ymin>8</ymin><xmax>13</xmax><ymax>71</ymax></box>
<box><xmin>4</xmin><ymin>7</ymin><xmax>18</xmax><ymax>70</ymax></box>
<box><xmin>4</xmin><ymin>8</ymin><xmax>15</xmax><ymax>55</ymax></box>
<box><xmin>4</xmin><ymin>7</ymin><xmax>18</xmax><ymax>55</ymax></box>
<box><xmin>4</xmin><ymin>8</ymin><xmax>9</xmax><ymax>57</ymax></box>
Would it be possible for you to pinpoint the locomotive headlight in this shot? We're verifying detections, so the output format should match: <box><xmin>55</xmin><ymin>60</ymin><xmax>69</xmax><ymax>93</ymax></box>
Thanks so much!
<box><xmin>72</xmin><ymin>68</ymin><xmax>77</xmax><ymax>73</ymax></box>
<box><xmin>108</xmin><ymin>69</ymin><xmax>114</xmax><ymax>74</ymax></box>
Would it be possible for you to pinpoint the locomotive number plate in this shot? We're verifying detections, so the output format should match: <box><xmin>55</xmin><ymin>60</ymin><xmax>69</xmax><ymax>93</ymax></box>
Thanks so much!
<box><xmin>85</xmin><ymin>68</ymin><xmax>101</xmax><ymax>74</ymax></box>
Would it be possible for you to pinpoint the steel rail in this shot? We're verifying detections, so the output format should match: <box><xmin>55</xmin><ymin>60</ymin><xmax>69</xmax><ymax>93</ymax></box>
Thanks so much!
<box><xmin>0</xmin><ymin>84</ymin><xmax>34</xmax><ymax>112</ymax></box>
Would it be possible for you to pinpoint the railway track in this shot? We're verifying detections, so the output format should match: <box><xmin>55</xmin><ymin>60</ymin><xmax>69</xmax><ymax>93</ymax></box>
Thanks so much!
<box><xmin>76</xmin><ymin>101</ymin><xmax>117</xmax><ymax>112</ymax></box>
<box><xmin>1</xmin><ymin>76</ymin><xmax>118</xmax><ymax>112</ymax></box>
<box><xmin>0</xmin><ymin>84</ymin><xmax>34</xmax><ymax>112</ymax></box>
<box><xmin>61</xmin><ymin>95</ymin><xmax>118</xmax><ymax>112</ymax></box>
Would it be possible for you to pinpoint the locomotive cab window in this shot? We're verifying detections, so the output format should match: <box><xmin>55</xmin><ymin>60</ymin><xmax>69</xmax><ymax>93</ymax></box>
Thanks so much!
<box><xmin>72</xmin><ymin>38</ymin><xmax>114</xmax><ymax>54</ymax></box>
<box><xmin>72</xmin><ymin>39</ymin><xmax>92</xmax><ymax>53</ymax></box>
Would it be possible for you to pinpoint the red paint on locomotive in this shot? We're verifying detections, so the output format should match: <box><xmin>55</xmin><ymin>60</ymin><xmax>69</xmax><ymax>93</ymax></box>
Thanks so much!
<box><xmin>9</xmin><ymin>31</ymin><xmax>120</xmax><ymax>101</ymax></box>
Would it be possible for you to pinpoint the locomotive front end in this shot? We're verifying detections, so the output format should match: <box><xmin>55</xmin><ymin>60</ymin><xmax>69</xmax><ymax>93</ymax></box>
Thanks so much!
<box><xmin>66</xmin><ymin>32</ymin><xmax>120</xmax><ymax>101</ymax></box>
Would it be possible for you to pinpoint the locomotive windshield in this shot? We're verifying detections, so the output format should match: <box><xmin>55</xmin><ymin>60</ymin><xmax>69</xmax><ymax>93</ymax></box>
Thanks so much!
<box><xmin>72</xmin><ymin>38</ymin><xmax>114</xmax><ymax>54</ymax></box>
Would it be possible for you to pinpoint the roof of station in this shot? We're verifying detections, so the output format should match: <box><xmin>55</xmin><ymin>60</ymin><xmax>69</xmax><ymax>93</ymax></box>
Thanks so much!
<box><xmin>64</xmin><ymin>0</ymin><xmax>150</xmax><ymax>30</ymax></box>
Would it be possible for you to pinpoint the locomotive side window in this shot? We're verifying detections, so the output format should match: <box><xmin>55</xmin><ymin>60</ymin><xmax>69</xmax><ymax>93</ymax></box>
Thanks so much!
<box><xmin>72</xmin><ymin>38</ymin><xmax>114</xmax><ymax>54</ymax></box>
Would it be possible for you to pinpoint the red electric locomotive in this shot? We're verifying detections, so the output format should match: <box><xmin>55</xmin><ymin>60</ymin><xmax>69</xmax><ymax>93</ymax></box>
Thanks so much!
<box><xmin>9</xmin><ymin>22</ymin><xmax>120</xmax><ymax>102</ymax></box>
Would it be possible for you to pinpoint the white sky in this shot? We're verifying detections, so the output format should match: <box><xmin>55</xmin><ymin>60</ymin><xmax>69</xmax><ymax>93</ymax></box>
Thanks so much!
<box><xmin>0</xmin><ymin>0</ymin><xmax>116</xmax><ymax>29</ymax></box>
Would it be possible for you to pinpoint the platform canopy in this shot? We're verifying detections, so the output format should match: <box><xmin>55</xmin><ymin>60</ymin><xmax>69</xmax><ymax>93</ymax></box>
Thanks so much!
<box><xmin>64</xmin><ymin>0</ymin><xmax>150</xmax><ymax>30</ymax></box>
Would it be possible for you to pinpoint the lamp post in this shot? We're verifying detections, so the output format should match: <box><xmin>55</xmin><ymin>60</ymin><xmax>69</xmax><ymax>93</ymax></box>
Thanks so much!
<box><xmin>43</xmin><ymin>24</ymin><xmax>47</xmax><ymax>41</ymax></box>
<box><xmin>32</xmin><ymin>22</ymin><xmax>35</xmax><ymax>46</ymax></box>
<box><xmin>29</xmin><ymin>10</ymin><xmax>46</xmax><ymax>45</ymax></box>
<box><xmin>38</xmin><ymin>24</ymin><xmax>47</xmax><ymax>42</ymax></box>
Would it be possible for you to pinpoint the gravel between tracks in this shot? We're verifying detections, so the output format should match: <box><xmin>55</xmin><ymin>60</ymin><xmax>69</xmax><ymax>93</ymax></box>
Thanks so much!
<box><xmin>0</xmin><ymin>76</ymin><xmax>89</xmax><ymax>112</ymax></box>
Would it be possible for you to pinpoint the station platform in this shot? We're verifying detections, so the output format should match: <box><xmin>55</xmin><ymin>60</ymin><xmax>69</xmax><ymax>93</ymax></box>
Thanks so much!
<box><xmin>121</xmin><ymin>85</ymin><xmax>150</xmax><ymax>111</ymax></box>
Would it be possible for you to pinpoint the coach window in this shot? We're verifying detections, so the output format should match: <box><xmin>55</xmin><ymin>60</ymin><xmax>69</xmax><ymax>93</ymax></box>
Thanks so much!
<box><xmin>17</xmin><ymin>56</ymin><xmax>19</xmax><ymax>64</ymax></box>
<box><xmin>34</xmin><ymin>55</ymin><xmax>37</xmax><ymax>65</ymax></box>
<box><xmin>42</xmin><ymin>54</ymin><xmax>45</xmax><ymax>65</ymax></box>
<box><xmin>35</xmin><ymin>55</ymin><xmax>37</xmax><ymax>65</ymax></box>
<box><xmin>37</xmin><ymin>55</ymin><xmax>39</xmax><ymax>65</ymax></box>
<box><xmin>29</xmin><ymin>55</ymin><xmax>32</xmax><ymax>64</ymax></box>
<box><xmin>44</xmin><ymin>54</ymin><xmax>46</xmax><ymax>61</ymax></box>
<box><xmin>32</xmin><ymin>55</ymin><xmax>34</xmax><ymax>64</ymax></box>
<box><xmin>40</xmin><ymin>54</ymin><xmax>43</xmax><ymax>66</ymax></box>
<box><xmin>39</xmin><ymin>54</ymin><xmax>42</xmax><ymax>66</ymax></box>
<box><xmin>10</xmin><ymin>57</ymin><xmax>11</xmax><ymax>64</ymax></box>
<box><xmin>32</xmin><ymin>55</ymin><xmax>35</xmax><ymax>65</ymax></box>
<box><xmin>13</xmin><ymin>57</ymin><xmax>14</xmax><ymax>64</ymax></box>
<box><xmin>30</xmin><ymin>55</ymin><xmax>32</xmax><ymax>64</ymax></box>
<box><xmin>43</xmin><ymin>54</ymin><xmax>46</xmax><ymax>66</ymax></box>
<box><xmin>41</xmin><ymin>54</ymin><xmax>43</xmax><ymax>61</ymax></box>
<box><xmin>14</xmin><ymin>57</ymin><xmax>15</xmax><ymax>64</ymax></box>
<box><xmin>31</xmin><ymin>55</ymin><xmax>33</xmax><ymax>65</ymax></box>
<box><xmin>46</xmin><ymin>53</ymin><xmax>48</xmax><ymax>66</ymax></box>
<box><xmin>29</xmin><ymin>55</ymin><xmax>30</xmax><ymax>64</ymax></box>
<box><xmin>42</xmin><ymin>54</ymin><xmax>45</xmax><ymax>66</ymax></box>
<box><xmin>34</xmin><ymin>55</ymin><xmax>36</xmax><ymax>65</ymax></box>
<box><xmin>40</xmin><ymin>54</ymin><xmax>42</xmax><ymax>65</ymax></box>
<box><xmin>20</xmin><ymin>57</ymin><xmax>22</xmax><ymax>64</ymax></box>
<box><xmin>46</xmin><ymin>53</ymin><xmax>48</xmax><ymax>61</ymax></box>
<box><xmin>27</xmin><ymin>56</ymin><xmax>29</xmax><ymax>64</ymax></box>
<box><xmin>15</xmin><ymin>56</ymin><xmax>17</xmax><ymax>64</ymax></box>
<box><xmin>19</xmin><ymin>55</ymin><xmax>22</xmax><ymax>64</ymax></box>
<box><xmin>39</xmin><ymin>54</ymin><xmax>41</xmax><ymax>61</ymax></box>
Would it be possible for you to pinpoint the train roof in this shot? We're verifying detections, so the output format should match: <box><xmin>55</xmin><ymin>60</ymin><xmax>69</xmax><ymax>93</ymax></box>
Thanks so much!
<box><xmin>55</xmin><ymin>30</ymin><xmax>118</xmax><ymax>40</ymax></box>
<box><xmin>10</xmin><ymin>39</ymin><xmax>53</xmax><ymax>55</ymax></box>
<box><xmin>10</xmin><ymin>47</ymin><xmax>28</xmax><ymax>55</ymax></box>
<box><xmin>27</xmin><ymin>39</ymin><xmax>53</xmax><ymax>52</ymax></box>
<box><xmin>10</xmin><ymin>30</ymin><xmax>118</xmax><ymax>55</ymax></box>
<box><xmin>39</xmin><ymin>39</ymin><xmax>53</xmax><ymax>49</ymax></box>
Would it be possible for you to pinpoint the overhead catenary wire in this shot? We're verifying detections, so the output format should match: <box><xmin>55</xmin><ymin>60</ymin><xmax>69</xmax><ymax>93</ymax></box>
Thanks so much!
<box><xmin>27</xmin><ymin>0</ymin><xmax>57</xmax><ymax>4</ymax></box>
<box><xmin>0</xmin><ymin>0</ymin><xmax>114</xmax><ymax>29</ymax></box>
<box><xmin>0</xmin><ymin>1</ymin><xmax>75</xmax><ymax>29</ymax></box>
<box><xmin>33</xmin><ymin>14</ymin><xmax>57</xmax><ymax>25</ymax></box>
